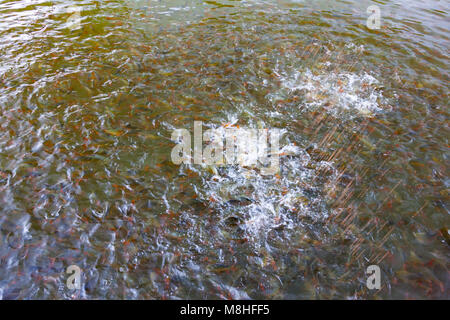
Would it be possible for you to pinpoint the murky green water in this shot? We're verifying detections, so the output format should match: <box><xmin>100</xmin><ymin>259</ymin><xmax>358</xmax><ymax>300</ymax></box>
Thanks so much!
<box><xmin>0</xmin><ymin>0</ymin><xmax>448</xmax><ymax>299</ymax></box>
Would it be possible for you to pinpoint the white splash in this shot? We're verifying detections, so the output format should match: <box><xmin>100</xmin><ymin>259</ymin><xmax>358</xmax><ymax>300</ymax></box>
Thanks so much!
<box><xmin>276</xmin><ymin>69</ymin><xmax>385</xmax><ymax>117</ymax></box>
<box><xmin>197</xmin><ymin>143</ymin><xmax>336</xmax><ymax>245</ymax></box>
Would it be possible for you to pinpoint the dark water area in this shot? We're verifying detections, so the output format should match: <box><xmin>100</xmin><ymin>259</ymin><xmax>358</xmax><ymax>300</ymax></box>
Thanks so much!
<box><xmin>0</xmin><ymin>0</ymin><xmax>448</xmax><ymax>299</ymax></box>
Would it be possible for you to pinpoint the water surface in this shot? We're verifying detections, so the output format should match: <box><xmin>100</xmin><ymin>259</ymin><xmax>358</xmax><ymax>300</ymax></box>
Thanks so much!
<box><xmin>0</xmin><ymin>0</ymin><xmax>448</xmax><ymax>299</ymax></box>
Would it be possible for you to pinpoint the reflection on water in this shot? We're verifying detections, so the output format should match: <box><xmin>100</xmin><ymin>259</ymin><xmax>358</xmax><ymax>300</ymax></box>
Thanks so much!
<box><xmin>0</xmin><ymin>0</ymin><xmax>448</xmax><ymax>299</ymax></box>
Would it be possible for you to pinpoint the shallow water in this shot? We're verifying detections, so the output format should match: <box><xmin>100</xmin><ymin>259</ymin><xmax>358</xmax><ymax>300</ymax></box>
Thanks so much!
<box><xmin>0</xmin><ymin>0</ymin><xmax>448</xmax><ymax>299</ymax></box>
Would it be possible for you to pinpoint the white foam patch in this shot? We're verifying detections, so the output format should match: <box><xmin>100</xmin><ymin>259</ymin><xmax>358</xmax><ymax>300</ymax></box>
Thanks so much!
<box><xmin>197</xmin><ymin>144</ymin><xmax>336</xmax><ymax>245</ymax></box>
<box><xmin>271</xmin><ymin>68</ymin><xmax>386</xmax><ymax>117</ymax></box>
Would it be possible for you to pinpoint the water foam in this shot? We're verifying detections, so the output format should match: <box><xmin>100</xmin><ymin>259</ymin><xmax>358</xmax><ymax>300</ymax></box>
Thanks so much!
<box><xmin>275</xmin><ymin>69</ymin><xmax>385</xmax><ymax>117</ymax></box>
<box><xmin>197</xmin><ymin>142</ymin><xmax>336</xmax><ymax>245</ymax></box>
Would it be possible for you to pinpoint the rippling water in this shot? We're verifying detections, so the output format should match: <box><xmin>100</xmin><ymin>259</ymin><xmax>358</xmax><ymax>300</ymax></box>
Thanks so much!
<box><xmin>0</xmin><ymin>0</ymin><xmax>448</xmax><ymax>299</ymax></box>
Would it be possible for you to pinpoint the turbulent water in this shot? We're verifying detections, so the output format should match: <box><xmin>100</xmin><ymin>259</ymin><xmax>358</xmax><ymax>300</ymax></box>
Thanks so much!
<box><xmin>0</xmin><ymin>0</ymin><xmax>448</xmax><ymax>299</ymax></box>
